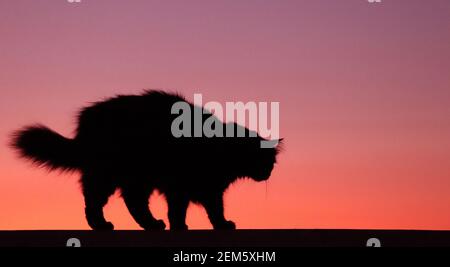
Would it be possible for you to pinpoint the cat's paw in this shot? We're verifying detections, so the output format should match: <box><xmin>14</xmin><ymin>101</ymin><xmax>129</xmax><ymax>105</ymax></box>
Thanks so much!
<box><xmin>143</xmin><ymin>219</ymin><xmax>166</xmax><ymax>231</ymax></box>
<box><xmin>91</xmin><ymin>221</ymin><xmax>114</xmax><ymax>231</ymax></box>
<box><xmin>214</xmin><ymin>220</ymin><xmax>236</xmax><ymax>230</ymax></box>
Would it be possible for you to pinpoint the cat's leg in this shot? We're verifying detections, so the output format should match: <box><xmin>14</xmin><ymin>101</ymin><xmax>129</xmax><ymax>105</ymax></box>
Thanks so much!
<box><xmin>82</xmin><ymin>173</ymin><xmax>116</xmax><ymax>231</ymax></box>
<box><xmin>166</xmin><ymin>193</ymin><xmax>189</xmax><ymax>230</ymax></box>
<box><xmin>121</xmin><ymin>186</ymin><xmax>166</xmax><ymax>230</ymax></box>
<box><xmin>201</xmin><ymin>194</ymin><xmax>236</xmax><ymax>230</ymax></box>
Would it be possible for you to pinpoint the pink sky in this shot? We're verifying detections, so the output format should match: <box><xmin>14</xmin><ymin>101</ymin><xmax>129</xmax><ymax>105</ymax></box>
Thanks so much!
<box><xmin>0</xmin><ymin>0</ymin><xmax>449</xmax><ymax>230</ymax></box>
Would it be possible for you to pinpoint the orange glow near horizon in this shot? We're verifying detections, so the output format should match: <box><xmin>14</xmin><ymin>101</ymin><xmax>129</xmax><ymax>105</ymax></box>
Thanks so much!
<box><xmin>1</xmin><ymin>0</ymin><xmax>450</xmax><ymax>230</ymax></box>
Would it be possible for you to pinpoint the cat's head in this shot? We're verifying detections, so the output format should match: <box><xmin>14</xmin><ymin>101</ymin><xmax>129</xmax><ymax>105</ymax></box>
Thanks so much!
<box><xmin>246</xmin><ymin>137</ymin><xmax>283</xmax><ymax>182</ymax></box>
<box><xmin>225</xmin><ymin>123</ymin><xmax>282</xmax><ymax>182</ymax></box>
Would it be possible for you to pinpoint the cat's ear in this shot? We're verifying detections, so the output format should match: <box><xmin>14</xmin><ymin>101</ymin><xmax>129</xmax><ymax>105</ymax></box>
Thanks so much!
<box><xmin>271</xmin><ymin>138</ymin><xmax>284</xmax><ymax>144</ymax></box>
<box><xmin>274</xmin><ymin>138</ymin><xmax>284</xmax><ymax>153</ymax></box>
<box><xmin>260</xmin><ymin>138</ymin><xmax>284</xmax><ymax>149</ymax></box>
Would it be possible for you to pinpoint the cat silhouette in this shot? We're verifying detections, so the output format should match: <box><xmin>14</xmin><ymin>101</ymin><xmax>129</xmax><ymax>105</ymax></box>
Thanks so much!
<box><xmin>11</xmin><ymin>90</ymin><xmax>282</xmax><ymax>230</ymax></box>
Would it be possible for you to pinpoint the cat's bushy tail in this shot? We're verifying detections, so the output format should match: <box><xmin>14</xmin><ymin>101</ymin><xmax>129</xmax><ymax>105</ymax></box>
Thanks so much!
<box><xmin>11</xmin><ymin>125</ymin><xmax>80</xmax><ymax>171</ymax></box>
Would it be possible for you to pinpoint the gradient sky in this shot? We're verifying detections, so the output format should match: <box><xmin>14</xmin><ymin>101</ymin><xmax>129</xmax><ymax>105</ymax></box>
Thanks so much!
<box><xmin>0</xmin><ymin>0</ymin><xmax>449</xmax><ymax>230</ymax></box>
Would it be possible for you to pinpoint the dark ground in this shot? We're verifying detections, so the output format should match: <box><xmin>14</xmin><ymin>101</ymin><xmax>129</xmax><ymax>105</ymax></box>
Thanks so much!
<box><xmin>0</xmin><ymin>229</ymin><xmax>449</xmax><ymax>247</ymax></box>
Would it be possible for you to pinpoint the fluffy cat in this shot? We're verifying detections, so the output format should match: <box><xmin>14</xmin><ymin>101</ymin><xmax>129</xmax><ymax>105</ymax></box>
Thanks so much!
<box><xmin>11</xmin><ymin>90</ymin><xmax>281</xmax><ymax>230</ymax></box>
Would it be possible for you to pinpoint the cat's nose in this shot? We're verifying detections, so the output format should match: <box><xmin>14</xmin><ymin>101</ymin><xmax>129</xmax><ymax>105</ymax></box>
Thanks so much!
<box><xmin>255</xmin><ymin>171</ymin><xmax>271</xmax><ymax>181</ymax></box>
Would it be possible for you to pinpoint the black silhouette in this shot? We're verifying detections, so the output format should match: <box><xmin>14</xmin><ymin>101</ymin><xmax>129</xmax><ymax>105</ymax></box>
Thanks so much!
<box><xmin>11</xmin><ymin>90</ymin><xmax>282</xmax><ymax>230</ymax></box>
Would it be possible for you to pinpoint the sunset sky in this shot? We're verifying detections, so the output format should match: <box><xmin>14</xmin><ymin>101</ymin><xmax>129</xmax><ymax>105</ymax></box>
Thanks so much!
<box><xmin>0</xmin><ymin>0</ymin><xmax>449</xmax><ymax>230</ymax></box>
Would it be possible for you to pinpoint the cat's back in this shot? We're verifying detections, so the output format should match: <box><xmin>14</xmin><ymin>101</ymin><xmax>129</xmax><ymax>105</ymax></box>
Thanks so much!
<box><xmin>76</xmin><ymin>90</ymin><xmax>186</xmax><ymax>134</ymax></box>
